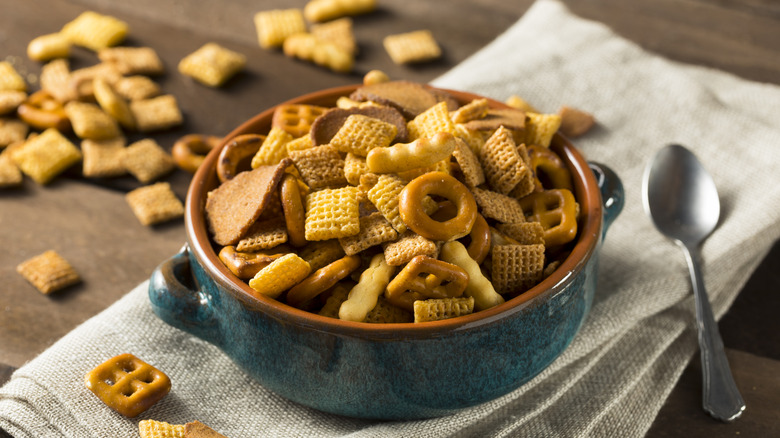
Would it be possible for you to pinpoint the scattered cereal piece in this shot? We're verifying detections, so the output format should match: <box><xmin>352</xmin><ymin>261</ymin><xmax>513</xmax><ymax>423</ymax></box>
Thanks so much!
<box><xmin>39</xmin><ymin>58</ymin><xmax>75</xmax><ymax>102</ymax></box>
<box><xmin>81</xmin><ymin>137</ymin><xmax>126</xmax><ymax>178</ymax></box>
<box><xmin>11</xmin><ymin>128</ymin><xmax>81</xmax><ymax>184</ymax></box>
<box><xmin>85</xmin><ymin>353</ymin><xmax>171</xmax><ymax>417</ymax></box>
<box><xmin>311</xmin><ymin>17</ymin><xmax>357</xmax><ymax>55</ymax></box>
<box><xmin>0</xmin><ymin>61</ymin><xmax>26</xmax><ymax>92</ymax></box>
<box><xmin>138</xmin><ymin>419</ymin><xmax>185</xmax><ymax>438</ymax></box>
<box><xmin>68</xmin><ymin>62</ymin><xmax>123</xmax><ymax>101</ymax></box>
<box><xmin>304</xmin><ymin>186</ymin><xmax>360</xmax><ymax>240</ymax></box>
<box><xmin>92</xmin><ymin>77</ymin><xmax>135</xmax><ymax>129</ymax></box>
<box><xmin>184</xmin><ymin>421</ymin><xmax>229</xmax><ymax>438</ymax></box>
<box><xmin>304</xmin><ymin>0</ymin><xmax>376</xmax><ymax>22</ymax></box>
<box><xmin>126</xmin><ymin>182</ymin><xmax>184</xmax><ymax>226</ymax></box>
<box><xmin>413</xmin><ymin>296</ymin><xmax>474</xmax><ymax>323</ymax></box>
<box><xmin>60</xmin><ymin>11</ymin><xmax>128</xmax><ymax>51</ymax></box>
<box><xmin>16</xmin><ymin>250</ymin><xmax>80</xmax><ymax>294</ymax></box>
<box><xmin>282</xmin><ymin>32</ymin><xmax>354</xmax><ymax>73</ymax></box>
<box><xmin>491</xmin><ymin>244</ymin><xmax>545</xmax><ymax>295</ymax></box>
<box><xmin>130</xmin><ymin>95</ymin><xmax>183</xmax><ymax>132</ymax></box>
<box><xmin>114</xmin><ymin>75</ymin><xmax>161</xmax><ymax>101</ymax></box>
<box><xmin>27</xmin><ymin>33</ymin><xmax>71</xmax><ymax>61</ymax></box>
<box><xmin>525</xmin><ymin>112</ymin><xmax>562</xmax><ymax>148</ymax></box>
<box><xmin>98</xmin><ymin>46</ymin><xmax>165</xmax><ymax>75</ymax></box>
<box><xmin>254</xmin><ymin>9</ymin><xmax>306</xmax><ymax>49</ymax></box>
<box><xmin>248</xmin><ymin>253</ymin><xmax>311</xmax><ymax>299</ymax></box>
<box><xmin>558</xmin><ymin>105</ymin><xmax>596</xmax><ymax>138</ymax></box>
<box><xmin>0</xmin><ymin>118</ymin><xmax>29</xmax><ymax>147</ymax></box>
<box><xmin>121</xmin><ymin>138</ymin><xmax>175</xmax><ymax>183</ymax></box>
<box><xmin>64</xmin><ymin>100</ymin><xmax>121</xmax><ymax>140</ymax></box>
<box><xmin>0</xmin><ymin>90</ymin><xmax>27</xmax><ymax>115</ymax></box>
<box><xmin>329</xmin><ymin>114</ymin><xmax>396</xmax><ymax>157</ymax></box>
<box><xmin>383</xmin><ymin>30</ymin><xmax>441</xmax><ymax>65</ymax></box>
<box><xmin>178</xmin><ymin>43</ymin><xmax>246</xmax><ymax>87</ymax></box>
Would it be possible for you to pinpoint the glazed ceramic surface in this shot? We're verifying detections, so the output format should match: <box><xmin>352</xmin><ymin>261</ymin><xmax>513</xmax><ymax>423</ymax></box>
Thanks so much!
<box><xmin>149</xmin><ymin>85</ymin><xmax>624</xmax><ymax>420</ymax></box>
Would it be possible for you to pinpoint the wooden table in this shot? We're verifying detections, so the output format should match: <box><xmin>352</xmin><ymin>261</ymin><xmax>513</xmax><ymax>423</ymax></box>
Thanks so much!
<box><xmin>1</xmin><ymin>1</ymin><xmax>778</xmax><ymax>436</ymax></box>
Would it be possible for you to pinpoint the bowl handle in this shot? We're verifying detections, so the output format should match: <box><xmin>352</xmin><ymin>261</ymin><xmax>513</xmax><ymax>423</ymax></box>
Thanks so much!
<box><xmin>589</xmin><ymin>162</ymin><xmax>624</xmax><ymax>236</ymax></box>
<box><xmin>148</xmin><ymin>244</ymin><xmax>221</xmax><ymax>345</ymax></box>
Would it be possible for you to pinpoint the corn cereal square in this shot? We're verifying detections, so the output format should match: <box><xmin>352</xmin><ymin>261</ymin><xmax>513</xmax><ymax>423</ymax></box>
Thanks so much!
<box><xmin>304</xmin><ymin>187</ymin><xmax>360</xmax><ymax>241</ymax></box>
<box><xmin>254</xmin><ymin>9</ymin><xmax>306</xmax><ymax>49</ymax></box>
<box><xmin>130</xmin><ymin>95</ymin><xmax>183</xmax><ymax>132</ymax></box>
<box><xmin>383</xmin><ymin>30</ymin><xmax>441</xmax><ymax>64</ymax></box>
<box><xmin>61</xmin><ymin>11</ymin><xmax>128</xmax><ymax>51</ymax></box>
<box><xmin>366</xmin><ymin>174</ymin><xmax>407</xmax><ymax>233</ymax></box>
<box><xmin>64</xmin><ymin>101</ymin><xmax>121</xmax><ymax>140</ymax></box>
<box><xmin>81</xmin><ymin>137</ymin><xmax>126</xmax><ymax>178</ymax></box>
<box><xmin>121</xmin><ymin>138</ymin><xmax>175</xmax><ymax>183</ymax></box>
<box><xmin>11</xmin><ymin>128</ymin><xmax>81</xmax><ymax>184</ymax></box>
<box><xmin>248</xmin><ymin>253</ymin><xmax>310</xmax><ymax>299</ymax></box>
<box><xmin>16</xmin><ymin>250</ymin><xmax>80</xmax><ymax>294</ymax></box>
<box><xmin>299</xmin><ymin>239</ymin><xmax>345</xmax><ymax>272</ymax></box>
<box><xmin>138</xmin><ymin>419</ymin><xmax>185</xmax><ymax>438</ymax></box>
<box><xmin>98</xmin><ymin>46</ymin><xmax>165</xmax><ymax>75</ymax></box>
<box><xmin>178</xmin><ymin>43</ymin><xmax>246</xmax><ymax>87</ymax></box>
<box><xmin>525</xmin><ymin>112</ymin><xmax>562</xmax><ymax>148</ymax></box>
<box><xmin>329</xmin><ymin>114</ymin><xmax>396</xmax><ymax>157</ymax></box>
<box><xmin>251</xmin><ymin>126</ymin><xmax>293</xmax><ymax>168</ymax></box>
<box><xmin>0</xmin><ymin>61</ymin><xmax>27</xmax><ymax>92</ymax></box>
<box><xmin>343</xmin><ymin>152</ymin><xmax>367</xmax><ymax>186</ymax></box>
<box><xmin>126</xmin><ymin>182</ymin><xmax>184</xmax><ymax>226</ymax></box>
<box><xmin>407</xmin><ymin>101</ymin><xmax>455</xmax><ymax>140</ymax></box>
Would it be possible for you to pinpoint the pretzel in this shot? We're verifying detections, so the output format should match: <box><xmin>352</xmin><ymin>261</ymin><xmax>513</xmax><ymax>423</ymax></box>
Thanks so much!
<box><xmin>280</xmin><ymin>173</ymin><xmax>306</xmax><ymax>247</ymax></box>
<box><xmin>216</xmin><ymin>134</ymin><xmax>264</xmax><ymax>183</ymax></box>
<box><xmin>527</xmin><ymin>144</ymin><xmax>573</xmax><ymax>192</ymax></box>
<box><xmin>518</xmin><ymin>188</ymin><xmax>578</xmax><ymax>247</ymax></box>
<box><xmin>172</xmin><ymin>134</ymin><xmax>221</xmax><ymax>174</ymax></box>
<box><xmin>430</xmin><ymin>202</ymin><xmax>490</xmax><ymax>264</ymax></box>
<box><xmin>286</xmin><ymin>255</ymin><xmax>361</xmax><ymax>308</ymax></box>
<box><xmin>338</xmin><ymin>253</ymin><xmax>395</xmax><ymax>322</ymax></box>
<box><xmin>385</xmin><ymin>255</ymin><xmax>468</xmax><ymax>311</ymax></box>
<box><xmin>366</xmin><ymin>132</ymin><xmax>456</xmax><ymax>174</ymax></box>
<box><xmin>84</xmin><ymin>353</ymin><xmax>171</xmax><ymax>417</ymax></box>
<box><xmin>272</xmin><ymin>104</ymin><xmax>329</xmax><ymax>138</ymax></box>
<box><xmin>218</xmin><ymin>245</ymin><xmax>289</xmax><ymax>279</ymax></box>
<box><xmin>398</xmin><ymin>172</ymin><xmax>477</xmax><ymax>241</ymax></box>
<box><xmin>17</xmin><ymin>90</ymin><xmax>70</xmax><ymax>132</ymax></box>
<box><xmin>440</xmin><ymin>241</ymin><xmax>503</xmax><ymax>311</ymax></box>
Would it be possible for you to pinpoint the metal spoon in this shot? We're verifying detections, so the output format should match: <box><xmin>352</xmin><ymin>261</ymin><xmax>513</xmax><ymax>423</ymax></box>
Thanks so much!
<box><xmin>642</xmin><ymin>144</ymin><xmax>745</xmax><ymax>421</ymax></box>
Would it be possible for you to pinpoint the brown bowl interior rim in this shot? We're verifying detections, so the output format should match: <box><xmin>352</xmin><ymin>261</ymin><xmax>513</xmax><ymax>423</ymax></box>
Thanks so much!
<box><xmin>185</xmin><ymin>84</ymin><xmax>602</xmax><ymax>338</ymax></box>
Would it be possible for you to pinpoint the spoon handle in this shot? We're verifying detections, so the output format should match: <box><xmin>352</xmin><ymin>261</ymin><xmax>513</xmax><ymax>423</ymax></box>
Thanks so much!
<box><xmin>681</xmin><ymin>243</ymin><xmax>746</xmax><ymax>421</ymax></box>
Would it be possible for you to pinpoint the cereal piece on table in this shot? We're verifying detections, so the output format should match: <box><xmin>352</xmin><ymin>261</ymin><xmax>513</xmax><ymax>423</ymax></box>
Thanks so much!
<box><xmin>479</xmin><ymin>126</ymin><xmax>531</xmax><ymax>195</ymax></box>
<box><xmin>68</xmin><ymin>62</ymin><xmax>122</xmax><ymax>101</ymax></box>
<box><xmin>84</xmin><ymin>353</ymin><xmax>171</xmax><ymax>417</ymax></box>
<box><xmin>178</xmin><ymin>43</ymin><xmax>246</xmax><ymax>87</ymax></box>
<box><xmin>254</xmin><ymin>9</ymin><xmax>306</xmax><ymax>49</ymax></box>
<box><xmin>413</xmin><ymin>296</ymin><xmax>475</xmax><ymax>323</ymax></box>
<box><xmin>365</xmin><ymin>296</ymin><xmax>413</xmax><ymax>323</ymax></box>
<box><xmin>27</xmin><ymin>33</ymin><xmax>71</xmax><ymax>61</ymax></box>
<box><xmin>184</xmin><ymin>420</ymin><xmax>228</xmax><ymax>438</ymax></box>
<box><xmin>251</xmin><ymin>126</ymin><xmax>294</xmax><ymax>168</ymax></box>
<box><xmin>138</xmin><ymin>419</ymin><xmax>185</xmax><ymax>438</ymax></box>
<box><xmin>329</xmin><ymin>114</ymin><xmax>396</xmax><ymax>157</ymax></box>
<box><xmin>311</xmin><ymin>17</ymin><xmax>357</xmax><ymax>55</ymax></box>
<box><xmin>81</xmin><ymin>137</ymin><xmax>126</xmax><ymax>178</ymax></box>
<box><xmin>114</xmin><ymin>75</ymin><xmax>161</xmax><ymax>101</ymax></box>
<box><xmin>304</xmin><ymin>0</ymin><xmax>376</xmax><ymax>22</ymax></box>
<box><xmin>16</xmin><ymin>250</ymin><xmax>80</xmax><ymax>294</ymax></box>
<box><xmin>93</xmin><ymin>77</ymin><xmax>135</xmax><ymax>129</ymax></box>
<box><xmin>0</xmin><ymin>90</ymin><xmax>26</xmax><ymax>115</ymax></box>
<box><xmin>462</xmin><ymin>108</ymin><xmax>526</xmax><ymax>133</ymax></box>
<box><xmin>126</xmin><ymin>182</ymin><xmax>184</xmax><ymax>226</ymax></box>
<box><xmin>491</xmin><ymin>244</ymin><xmax>545</xmax><ymax>295</ymax></box>
<box><xmin>383</xmin><ymin>30</ymin><xmax>441</xmax><ymax>65</ymax></box>
<box><xmin>304</xmin><ymin>186</ymin><xmax>360</xmax><ymax>240</ymax></box>
<box><xmin>273</xmin><ymin>104</ymin><xmax>329</xmax><ymax>139</ymax></box>
<box><xmin>0</xmin><ymin>118</ymin><xmax>29</xmax><ymax>147</ymax></box>
<box><xmin>60</xmin><ymin>11</ymin><xmax>128</xmax><ymax>51</ymax></box>
<box><xmin>558</xmin><ymin>105</ymin><xmax>595</xmax><ymax>138</ymax></box>
<box><xmin>289</xmin><ymin>144</ymin><xmax>346</xmax><ymax>190</ymax></box>
<box><xmin>285</xmin><ymin>134</ymin><xmax>314</xmax><ymax>154</ymax></box>
<box><xmin>0</xmin><ymin>61</ymin><xmax>27</xmax><ymax>91</ymax></box>
<box><xmin>39</xmin><ymin>58</ymin><xmax>75</xmax><ymax>102</ymax></box>
<box><xmin>505</xmin><ymin>95</ymin><xmax>539</xmax><ymax>113</ymax></box>
<box><xmin>98</xmin><ymin>46</ymin><xmax>164</xmax><ymax>75</ymax></box>
<box><xmin>282</xmin><ymin>32</ymin><xmax>354</xmax><ymax>73</ymax></box>
<box><xmin>451</xmin><ymin>137</ymin><xmax>484</xmax><ymax>187</ymax></box>
<box><xmin>299</xmin><ymin>239</ymin><xmax>344</xmax><ymax>272</ymax></box>
<box><xmin>339</xmin><ymin>253</ymin><xmax>395</xmax><ymax>322</ymax></box>
<box><xmin>450</xmin><ymin>98</ymin><xmax>489</xmax><ymax>124</ymax></box>
<box><xmin>338</xmin><ymin>212</ymin><xmax>398</xmax><ymax>256</ymax></box>
<box><xmin>471</xmin><ymin>187</ymin><xmax>526</xmax><ymax>224</ymax></box>
<box><xmin>130</xmin><ymin>95</ymin><xmax>183</xmax><ymax>132</ymax></box>
<box><xmin>407</xmin><ymin>101</ymin><xmax>455</xmax><ymax>140</ymax></box>
<box><xmin>64</xmin><ymin>101</ymin><xmax>121</xmax><ymax>140</ymax></box>
<box><xmin>248</xmin><ymin>253</ymin><xmax>311</xmax><ymax>299</ymax></box>
<box><xmin>206</xmin><ymin>159</ymin><xmax>291</xmax><ymax>246</ymax></box>
<box><xmin>318</xmin><ymin>282</ymin><xmax>351</xmax><ymax>318</ymax></box>
<box><xmin>524</xmin><ymin>112</ymin><xmax>562</xmax><ymax>148</ymax></box>
<box><xmin>0</xmin><ymin>152</ymin><xmax>22</xmax><ymax>187</ymax></box>
<box><xmin>366</xmin><ymin>173</ymin><xmax>407</xmax><ymax>233</ymax></box>
<box><xmin>496</xmin><ymin>222</ymin><xmax>545</xmax><ymax>245</ymax></box>
<box><xmin>121</xmin><ymin>139</ymin><xmax>175</xmax><ymax>183</ymax></box>
<box><xmin>11</xmin><ymin>128</ymin><xmax>81</xmax><ymax>184</ymax></box>
<box><xmin>382</xmin><ymin>230</ymin><xmax>438</xmax><ymax>266</ymax></box>
<box><xmin>235</xmin><ymin>218</ymin><xmax>288</xmax><ymax>252</ymax></box>
<box><xmin>343</xmin><ymin>152</ymin><xmax>367</xmax><ymax>186</ymax></box>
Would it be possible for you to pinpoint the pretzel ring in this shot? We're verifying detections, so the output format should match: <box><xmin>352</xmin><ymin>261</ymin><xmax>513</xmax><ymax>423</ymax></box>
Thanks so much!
<box><xmin>286</xmin><ymin>255</ymin><xmax>361</xmax><ymax>308</ymax></box>
<box><xmin>431</xmin><ymin>201</ymin><xmax>490</xmax><ymax>264</ymax></box>
<box><xmin>518</xmin><ymin>188</ymin><xmax>578</xmax><ymax>247</ymax></box>
<box><xmin>216</xmin><ymin>134</ymin><xmax>265</xmax><ymax>183</ymax></box>
<box><xmin>398</xmin><ymin>172</ymin><xmax>477</xmax><ymax>241</ymax></box>
<box><xmin>528</xmin><ymin>144</ymin><xmax>573</xmax><ymax>192</ymax></box>
<box><xmin>385</xmin><ymin>255</ymin><xmax>469</xmax><ymax>311</ymax></box>
<box><xmin>172</xmin><ymin>134</ymin><xmax>221</xmax><ymax>174</ymax></box>
<box><xmin>218</xmin><ymin>245</ymin><xmax>290</xmax><ymax>279</ymax></box>
<box><xmin>280</xmin><ymin>173</ymin><xmax>306</xmax><ymax>247</ymax></box>
<box><xmin>17</xmin><ymin>90</ymin><xmax>70</xmax><ymax>132</ymax></box>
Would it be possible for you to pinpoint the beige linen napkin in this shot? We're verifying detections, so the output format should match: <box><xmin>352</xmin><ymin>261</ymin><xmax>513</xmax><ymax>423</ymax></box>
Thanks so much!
<box><xmin>3</xmin><ymin>1</ymin><xmax>780</xmax><ymax>436</ymax></box>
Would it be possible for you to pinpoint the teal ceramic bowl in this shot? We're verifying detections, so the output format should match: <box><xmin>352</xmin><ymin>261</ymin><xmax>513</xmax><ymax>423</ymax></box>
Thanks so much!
<box><xmin>149</xmin><ymin>85</ymin><xmax>624</xmax><ymax>420</ymax></box>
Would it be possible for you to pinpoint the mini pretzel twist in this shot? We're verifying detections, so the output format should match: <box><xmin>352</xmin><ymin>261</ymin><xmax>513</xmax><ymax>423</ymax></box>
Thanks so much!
<box><xmin>385</xmin><ymin>255</ymin><xmax>469</xmax><ymax>311</ymax></box>
<box><xmin>17</xmin><ymin>90</ymin><xmax>70</xmax><ymax>132</ymax></box>
<box><xmin>216</xmin><ymin>134</ymin><xmax>265</xmax><ymax>183</ymax></box>
<box><xmin>280</xmin><ymin>173</ymin><xmax>307</xmax><ymax>247</ymax></box>
<box><xmin>518</xmin><ymin>188</ymin><xmax>578</xmax><ymax>247</ymax></box>
<box><xmin>286</xmin><ymin>255</ymin><xmax>361</xmax><ymax>308</ymax></box>
<box><xmin>172</xmin><ymin>134</ymin><xmax>221</xmax><ymax>174</ymax></box>
<box><xmin>398</xmin><ymin>171</ymin><xmax>477</xmax><ymax>241</ymax></box>
<box><xmin>366</xmin><ymin>132</ymin><xmax>457</xmax><ymax>174</ymax></box>
<box><xmin>528</xmin><ymin>144</ymin><xmax>573</xmax><ymax>192</ymax></box>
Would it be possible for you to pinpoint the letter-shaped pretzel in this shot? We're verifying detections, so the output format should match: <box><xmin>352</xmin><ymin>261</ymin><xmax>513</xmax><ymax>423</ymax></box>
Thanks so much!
<box><xmin>385</xmin><ymin>255</ymin><xmax>469</xmax><ymax>311</ymax></box>
<box><xmin>518</xmin><ymin>188</ymin><xmax>578</xmax><ymax>247</ymax></box>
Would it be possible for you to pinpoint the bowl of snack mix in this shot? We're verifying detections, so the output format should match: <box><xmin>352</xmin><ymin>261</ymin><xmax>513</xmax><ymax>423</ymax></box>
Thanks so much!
<box><xmin>149</xmin><ymin>78</ymin><xmax>624</xmax><ymax>420</ymax></box>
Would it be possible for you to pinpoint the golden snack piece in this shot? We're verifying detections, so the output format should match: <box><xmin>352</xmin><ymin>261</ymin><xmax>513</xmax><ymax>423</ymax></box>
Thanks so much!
<box><xmin>299</xmin><ymin>239</ymin><xmax>344</xmax><ymax>272</ymax></box>
<box><xmin>366</xmin><ymin>173</ymin><xmax>407</xmax><ymax>233</ymax></box>
<box><xmin>84</xmin><ymin>353</ymin><xmax>171</xmax><ymax>417</ymax></box>
<box><xmin>471</xmin><ymin>187</ymin><xmax>526</xmax><ymax>224</ymax></box>
<box><xmin>235</xmin><ymin>218</ymin><xmax>288</xmax><ymax>252</ymax></box>
<box><xmin>285</xmin><ymin>134</ymin><xmax>314</xmax><ymax>154</ymax></box>
<box><xmin>558</xmin><ymin>105</ymin><xmax>596</xmax><ymax>138</ymax></box>
<box><xmin>339</xmin><ymin>253</ymin><xmax>394</xmax><ymax>322</ymax></box>
<box><xmin>343</xmin><ymin>152</ymin><xmax>367</xmax><ymax>186</ymax></box>
<box><xmin>363</xmin><ymin>69</ymin><xmax>389</xmax><ymax>86</ymax></box>
<box><xmin>280</xmin><ymin>173</ymin><xmax>307</xmax><ymax>247</ymax></box>
<box><xmin>450</xmin><ymin>136</ymin><xmax>484</xmax><ymax>188</ymax></box>
<box><xmin>525</xmin><ymin>112</ymin><xmax>562</xmax><ymax>148</ymax></box>
<box><xmin>382</xmin><ymin>230</ymin><xmax>438</xmax><ymax>266</ymax></box>
<box><xmin>81</xmin><ymin>137</ymin><xmax>127</xmax><ymax>178</ymax></box>
<box><xmin>219</xmin><ymin>246</ymin><xmax>289</xmax><ymax>280</ymax></box>
<box><xmin>99</xmin><ymin>46</ymin><xmax>164</xmax><ymax>76</ymax></box>
<box><xmin>398</xmin><ymin>171</ymin><xmax>477</xmax><ymax>241</ymax></box>
<box><xmin>272</xmin><ymin>104</ymin><xmax>329</xmax><ymax>139</ymax></box>
<box><xmin>11</xmin><ymin>128</ymin><xmax>81</xmax><ymax>184</ymax></box>
<box><xmin>0</xmin><ymin>152</ymin><xmax>23</xmax><ymax>187</ymax></box>
<box><xmin>16</xmin><ymin>250</ymin><xmax>80</xmax><ymax>294</ymax></box>
<box><xmin>491</xmin><ymin>244</ymin><xmax>545</xmax><ymax>295</ymax></box>
<box><xmin>138</xmin><ymin>419</ymin><xmax>185</xmax><ymax>438</ymax></box>
<box><xmin>178</xmin><ymin>43</ymin><xmax>246</xmax><ymax>87</ymax></box>
<box><xmin>39</xmin><ymin>58</ymin><xmax>74</xmax><ymax>103</ymax></box>
<box><xmin>304</xmin><ymin>0</ymin><xmax>376</xmax><ymax>22</ymax></box>
<box><xmin>251</xmin><ymin>126</ymin><xmax>293</xmax><ymax>168</ymax></box>
<box><xmin>122</xmin><ymin>138</ymin><xmax>175</xmax><ymax>183</ymax></box>
<box><xmin>17</xmin><ymin>90</ymin><xmax>70</xmax><ymax>132</ymax></box>
<box><xmin>364</xmin><ymin>296</ymin><xmax>413</xmax><ymax>323</ymax></box>
<box><xmin>282</xmin><ymin>32</ymin><xmax>354</xmax><ymax>73</ymax></box>
<box><xmin>130</xmin><ymin>95</ymin><xmax>183</xmax><ymax>132</ymax></box>
<box><xmin>286</xmin><ymin>254</ymin><xmax>361</xmax><ymax>308</ymax></box>
<box><xmin>366</xmin><ymin>132</ymin><xmax>457</xmax><ymax>174</ymax></box>
<box><xmin>413</xmin><ymin>296</ymin><xmax>475</xmax><ymax>323</ymax></box>
<box><xmin>27</xmin><ymin>33</ymin><xmax>71</xmax><ymax>61</ymax></box>
<box><xmin>440</xmin><ymin>241</ymin><xmax>503</xmax><ymax>311</ymax></box>
<box><xmin>64</xmin><ymin>100</ymin><xmax>120</xmax><ymax>140</ymax></box>
<box><xmin>68</xmin><ymin>62</ymin><xmax>123</xmax><ymax>101</ymax></box>
<box><xmin>329</xmin><ymin>114</ymin><xmax>396</xmax><ymax>157</ymax></box>
<box><xmin>496</xmin><ymin>222</ymin><xmax>545</xmax><ymax>245</ymax></box>
<box><xmin>0</xmin><ymin>61</ymin><xmax>27</xmax><ymax>92</ymax></box>
<box><xmin>407</xmin><ymin>101</ymin><xmax>455</xmax><ymax>141</ymax></box>
<box><xmin>248</xmin><ymin>253</ymin><xmax>311</xmax><ymax>299</ymax></box>
<box><xmin>527</xmin><ymin>143</ymin><xmax>573</xmax><ymax>192</ymax></box>
<box><xmin>383</xmin><ymin>30</ymin><xmax>441</xmax><ymax>65</ymax></box>
<box><xmin>172</xmin><ymin>134</ymin><xmax>221</xmax><ymax>174</ymax></box>
<box><xmin>93</xmin><ymin>77</ymin><xmax>135</xmax><ymax>130</ymax></box>
<box><xmin>311</xmin><ymin>17</ymin><xmax>358</xmax><ymax>55</ymax></box>
<box><xmin>217</xmin><ymin>134</ymin><xmax>264</xmax><ymax>183</ymax></box>
<box><xmin>505</xmin><ymin>94</ymin><xmax>539</xmax><ymax>113</ymax></box>
<box><xmin>61</xmin><ymin>11</ymin><xmax>128</xmax><ymax>51</ymax></box>
<box><xmin>450</xmin><ymin>98</ymin><xmax>489</xmax><ymax>124</ymax></box>
<box><xmin>518</xmin><ymin>188</ymin><xmax>579</xmax><ymax>247</ymax></box>
<box><xmin>479</xmin><ymin>126</ymin><xmax>531</xmax><ymax>195</ymax></box>
<box><xmin>114</xmin><ymin>75</ymin><xmax>161</xmax><ymax>101</ymax></box>
<box><xmin>254</xmin><ymin>9</ymin><xmax>306</xmax><ymax>49</ymax></box>
<box><xmin>385</xmin><ymin>255</ymin><xmax>469</xmax><ymax>311</ymax></box>
<box><xmin>0</xmin><ymin>118</ymin><xmax>29</xmax><ymax>147</ymax></box>
<box><xmin>304</xmin><ymin>186</ymin><xmax>360</xmax><ymax>241</ymax></box>
<box><xmin>0</xmin><ymin>90</ymin><xmax>26</xmax><ymax>115</ymax></box>
<box><xmin>289</xmin><ymin>145</ymin><xmax>347</xmax><ymax>189</ymax></box>
<box><xmin>126</xmin><ymin>182</ymin><xmax>184</xmax><ymax>226</ymax></box>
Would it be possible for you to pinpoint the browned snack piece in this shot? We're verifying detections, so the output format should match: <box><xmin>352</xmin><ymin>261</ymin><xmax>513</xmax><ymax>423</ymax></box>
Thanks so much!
<box><xmin>218</xmin><ymin>245</ymin><xmax>289</xmax><ymax>279</ymax></box>
<box><xmin>205</xmin><ymin>158</ymin><xmax>291</xmax><ymax>246</ymax></box>
<box><xmin>17</xmin><ymin>90</ymin><xmax>70</xmax><ymax>132</ymax></box>
<box><xmin>385</xmin><ymin>255</ymin><xmax>469</xmax><ymax>311</ymax></box>
<box><xmin>462</xmin><ymin>108</ymin><xmax>526</xmax><ymax>132</ymax></box>
<box><xmin>288</xmin><ymin>144</ymin><xmax>347</xmax><ymax>190</ymax></box>
<box><xmin>184</xmin><ymin>420</ymin><xmax>229</xmax><ymax>438</ymax></box>
<box><xmin>558</xmin><ymin>105</ymin><xmax>596</xmax><ymax>138</ymax></box>
<box><xmin>310</xmin><ymin>105</ymin><xmax>409</xmax><ymax>146</ymax></box>
<box><xmin>216</xmin><ymin>134</ymin><xmax>265</xmax><ymax>183</ymax></box>
<box><xmin>349</xmin><ymin>80</ymin><xmax>441</xmax><ymax>119</ymax></box>
<box><xmin>172</xmin><ymin>134</ymin><xmax>221</xmax><ymax>174</ymax></box>
<box><xmin>16</xmin><ymin>250</ymin><xmax>80</xmax><ymax>294</ymax></box>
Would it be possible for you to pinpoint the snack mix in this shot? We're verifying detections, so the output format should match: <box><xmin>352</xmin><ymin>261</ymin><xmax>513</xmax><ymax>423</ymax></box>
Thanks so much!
<box><xmin>206</xmin><ymin>76</ymin><xmax>583</xmax><ymax>324</ymax></box>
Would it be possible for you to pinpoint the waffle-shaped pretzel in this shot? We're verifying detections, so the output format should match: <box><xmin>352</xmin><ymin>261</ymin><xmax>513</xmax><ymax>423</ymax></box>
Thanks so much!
<box><xmin>385</xmin><ymin>255</ymin><xmax>468</xmax><ymax>311</ymax></box>
<box><xmin>272</xmin><ymin>104</ymin><xmax>329</xmax><ymax>138</ymax></box>
<box><xmin>216</xmin><ymin>134</ymin><xmax>264</xmax><ymax>183</ymax></box>
<box><xmin>17</xmin><ymin>90</ymin><xmax>70</xmax><ymax>131</ymax></box>
<box><xmin>172</xmin><ymin>134</ymin><xmax>221</xmax><ymax>174</ymax></box>
<box><xmin>286</xmin><ymin>255</ymin><xmax>361</xmax><ymax>308</ymax></box>
<box><xmin>218</xmin><ymin>245</ymin><xmax>289</xmax><ymax>279</ymax></box>
<box><xmin>84</xmin><ymin>353</ymin><xmax>171</xmax><ymax>417</ymax></box>
<box><xmin>280</xmin><ymin>173</ymin><xmax>306</xmax><ymax>247</ymax></box>
<box><xmin>398</xmin><ymin>172</ymin><xmax>477</xmax><ymax>241</ymax></box>
<box><xmin>518</xmin><ymin>189</ymin><xmax>578</xmax><ymax>247</ymax></box>
<box><xmin>527</xmin><ymin>144</ymin><xmax>572</xmax><ymax>192</ymax></box>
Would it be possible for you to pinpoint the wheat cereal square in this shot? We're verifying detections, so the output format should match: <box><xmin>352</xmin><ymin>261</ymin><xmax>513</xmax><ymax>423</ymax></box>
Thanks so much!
<box><xmin>338</xmin><ymin>212</ymin><xmax>398</xmax><ymax>256</ymax></box>
<box><xmin>98</xmin><ymin>46</ymin><xmax>164</xmax><ymax>75</ymax></box>
<box><xmin>471</xmin><ymin>187</ymin><xmax>526</xmax><ymax>223</ymax></box>
<box><xmin>304</xmin><ymin>187</ymin><xmax>360</xmax><ymax>241</ymax></box>
<box><xmin>479</xmin><ymin>126</ymin><xmax>530</xmax><ymax>195</ymax></box>
<box><xmin>114</xmin><ymin>75</ymin><xmax>161</xmax><ymax>101</ymax></box>
<box><xmin>236</xmin><ymin>218</ymin><xmax>288</xmax><ymax>252</ymax></box>
<box><xmin>491</xmin><ymin>244</ymin><xmax>545</xmax><ymax>295</ymax></box>
<box><xmin>121</xmin><ymin>138</ymin><xmax>175</xmax><ymax>183</ymax></box>
<box><xmin>383</xmin><ymin>30</ymin><xmax>441</xmax><ymax>64</ymax></box>
<box><xmin>299</xmin><ymin>239</ymin><xmax>345</xmax><ymax>272</ymax></box>
<box><xmin>254</xmin><ymin>9</ymin><xmax>306</xmax><ymax>49</ymax></box>
<box><xmin>451</xmin><ymin>137</ymin><xmax>484</xmax><ymax>187</ymax></box>
<box><xmin>496</xmin><ymin>222</ymin><xmax>545</xmax><ymax>245</ymax></box>
<box><xmin>39</xmin><ymin>58</ymin><xmax>75</xmax><ymax>102</ymax></box>
<box><xmin>178</xmin><ymin>43</ymin><xmax>246</xmax><ymax>87</ymax></box>
<box><xmin>289</xmin><ymin>145</ymin><xmax>346</xmax><ymax>190</ymax></box>
<box><xmin>130</xmin><ymin>95</ymin><xmax>183</xmax><ymax>132</ymax></box>
<box><xmin>81</xmin><ymin>137</ymin><xmax>126</xmax><ymax>178</ymax></box>
<box><xmin>16</xmin><ymin>250</ymin><xmax>80</xmax><ymax>294</ymax></box>
<box><xmin>413</xmin><ymin>296</ymin><xmax>474</xmax><ymax>323</ymax></box>
<box><xmin>383</xmin><ymin>231</ymin><xmax>438</xmax><ymax>266</ymax></box>
<box><xmin>126</xmin><ymin>182</ymin><xmax>184</xmax><ymax>226</ymax></box>
<box><xmin>11</xmin><ymin>128</ymin><xmax>81</xmax><ymax>184</ymax></box>
<box><xmin>365</xmin><ymin>296</ymin><xmax>414</xmax><ymax>323</ymax></box>
<box><xmin>329</xmin><ymin>114</ymin><xmax>396</xmax><ymax>157</ymax></box>
<box><xmin>60</xmin><ymin>11</ymin><xmax>128</xmax><ymax>51</ymax></box>
<box><xmin>0</xmin><ymin>118</ymin><xmax>29</xmax><ymax>147</ymax></box>
<box><xmin>64</xmin><ymin>101</ymin><xmax>121</xmax><ymax>140</ymax></box>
